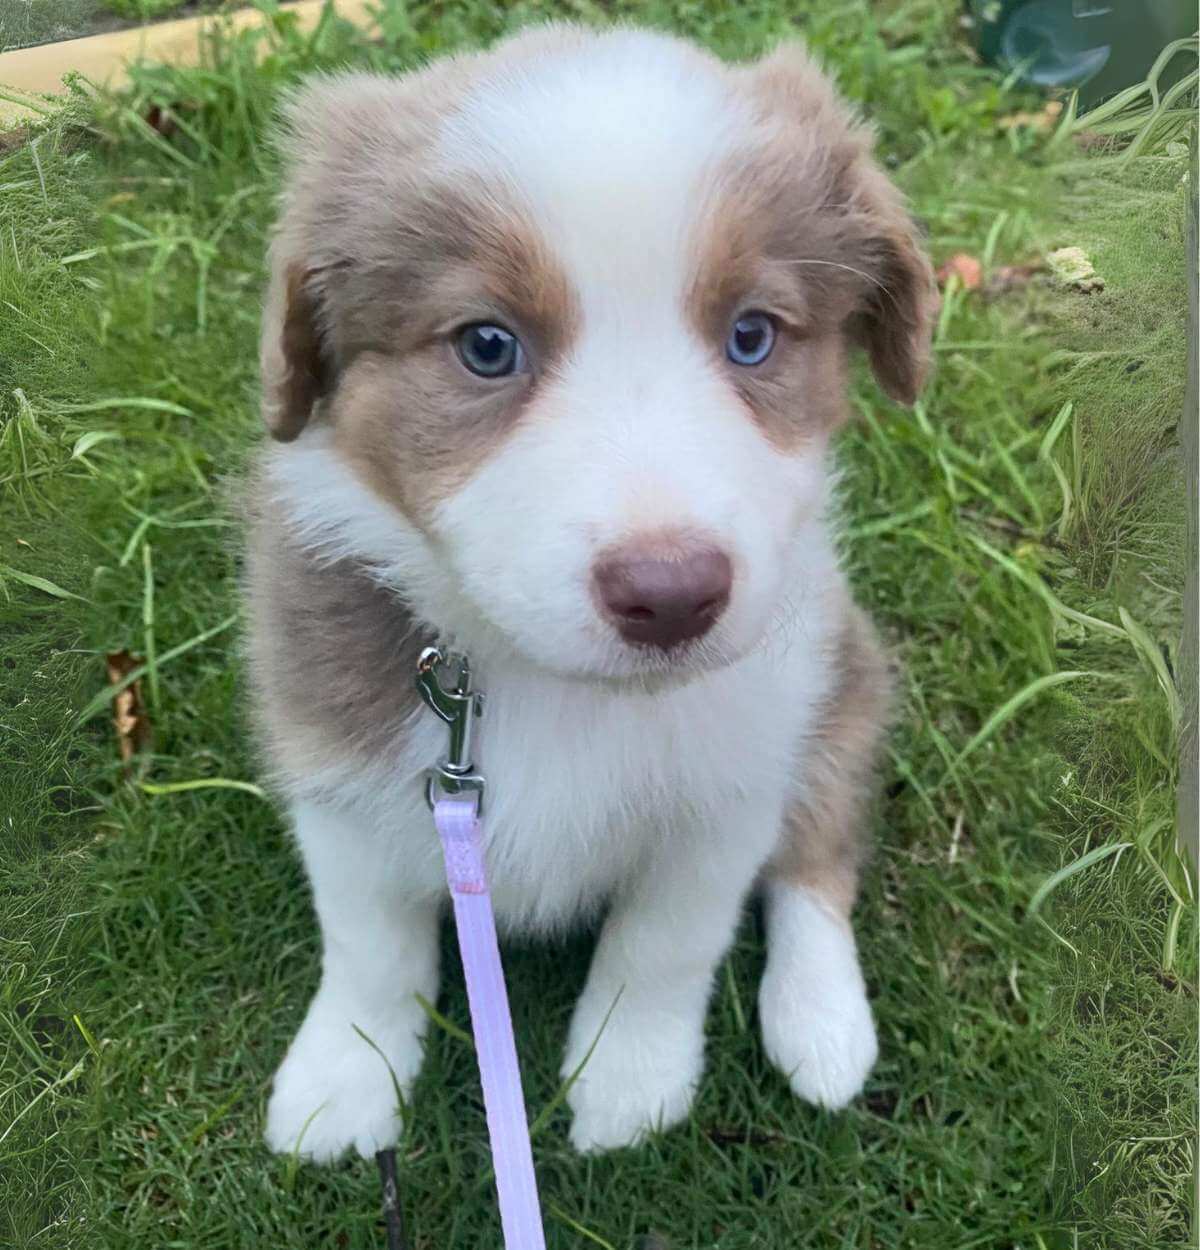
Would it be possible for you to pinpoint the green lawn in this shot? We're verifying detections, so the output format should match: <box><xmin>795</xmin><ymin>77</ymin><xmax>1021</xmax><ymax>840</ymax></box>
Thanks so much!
<box><xmin>1</xmin><ymin>3</ymin><xmax>1194</xmax><ymax>1247</ymax></box>
<box><xmin>0</xmin><ymin>0</ymin><xmax>97</xmax><ymax>51</ymax></box>
<box><xmin>1</xmin><ymin>0</ymin><xmax>208</xmax><ymax>53</ymax></box>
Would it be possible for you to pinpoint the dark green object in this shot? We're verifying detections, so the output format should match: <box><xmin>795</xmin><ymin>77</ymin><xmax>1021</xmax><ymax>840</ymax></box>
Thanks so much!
<box><xmin>970</xmin><ymin>0</ymin><xmax>1195</xmax><ymax>106</ymax></box>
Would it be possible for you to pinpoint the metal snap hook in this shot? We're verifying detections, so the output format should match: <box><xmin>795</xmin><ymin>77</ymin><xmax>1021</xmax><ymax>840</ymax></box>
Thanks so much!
<box><xmin>416</xmin><ymin>646</ymin><xmax>486</xmax><ymax>811</ymax></box>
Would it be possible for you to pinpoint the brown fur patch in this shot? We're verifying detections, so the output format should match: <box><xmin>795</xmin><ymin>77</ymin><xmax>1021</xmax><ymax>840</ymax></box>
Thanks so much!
<box><xmin>683</xmin><ymin>40</ymin><xmax>936</xmax><ymax>449</ymax></box>
<box><xmin>685</xmin><ymin>172</ymin><xmax>857</xmax><ymax>449</ymax></box>
<box><xmin>242</xmin><ymin>469</ymin><xmax>428</xmax><ymax>784</ymax></box>
<box><xmin>259</xmin><ymin>60</ymin><xmax>581</xmax><ymax>524</ymax></box>
<box><xmin>325</xmin><ymin>202</ymin><xmax>580</xmax><ymax>524</ymax></box>
<box><xmin>767</xmin><ymin>600</ymin><xmax>894</xmax><ymax>916</ymax></box>
<box><xmin>261</xmin><ymin>266</ymin><xmax>329</xmax><ymax>442</ymax></box>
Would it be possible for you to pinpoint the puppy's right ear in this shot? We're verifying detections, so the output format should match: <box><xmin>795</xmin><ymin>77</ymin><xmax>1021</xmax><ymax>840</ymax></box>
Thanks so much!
<box><xmin>260</xmin><ymin>255</ymin><xmax>329</xmax><ymax>442</ymax></box>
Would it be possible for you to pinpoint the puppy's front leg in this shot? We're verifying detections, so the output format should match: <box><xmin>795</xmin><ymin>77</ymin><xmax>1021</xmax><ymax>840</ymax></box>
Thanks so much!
<box><xmin>562</xmin><ymin>801</ymin><xmax>779</xmax><ymax>1153</ymax></box>
<box><xmin>758</xmin><ymin>607</ymin><xmax>889</xmax><ymax>1110</ymax></box>
<box><xmin>265</xmin><ymin>800</ymin><xmax>439</xmax><ymax>1163</ymax></box>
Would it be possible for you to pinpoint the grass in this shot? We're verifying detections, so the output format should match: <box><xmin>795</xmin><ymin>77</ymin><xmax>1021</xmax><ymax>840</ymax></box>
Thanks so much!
<box><xmin>0</xmin><ymin>2</ymin><xmax>1194</xmax><ymax>1247</ymax></box>
<box><xmin>0</xmin><ymin>0</ymin><xmax>217</xmax><ymax>52</ymax></box>
<box><xmin>0</xmin><ymin>0</ymin><xmax>100</xmax><ymax>51</ymax></box>
<box><xmin>101</xmin><ymin>0</ymin><xmax>210</xmax><ymax>25</ymax></box>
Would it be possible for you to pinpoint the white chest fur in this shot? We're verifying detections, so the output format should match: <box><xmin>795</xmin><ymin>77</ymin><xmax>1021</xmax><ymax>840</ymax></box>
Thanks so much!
<box><xmin>300</xmin><ymin>611</ymin><xmax>836</xmax><ymax>933</ymax></box>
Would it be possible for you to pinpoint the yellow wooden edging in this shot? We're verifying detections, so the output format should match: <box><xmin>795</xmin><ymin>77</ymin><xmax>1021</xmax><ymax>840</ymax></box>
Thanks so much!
<box><xmin>0</xmin><ymin>0</ymin><xmax>378</xmax><ymax>128</ymax></box>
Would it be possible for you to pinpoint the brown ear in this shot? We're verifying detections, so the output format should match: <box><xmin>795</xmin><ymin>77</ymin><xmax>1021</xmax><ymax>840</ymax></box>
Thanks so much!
<box><xmin>844</xmin><ymin>163</ymin><xmax>936</xmax><ymax>406</ymax></box>
<box><xmin>260</xmin><ymin>257</ymin><xmax>330</xmax><ymax>442</ymax></box>
<box><xmin>259</xmin><ymin>66</ymin><xmax>488</xmax><ymax>442</ymax></box>
<box><xmin>741</xmin><ymin>42</ymin><xmax>936</xmax><ymax>407</ymax></box>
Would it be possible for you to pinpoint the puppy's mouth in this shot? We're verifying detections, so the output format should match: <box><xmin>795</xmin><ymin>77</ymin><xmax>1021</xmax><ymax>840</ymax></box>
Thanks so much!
<box><xmin>447</xmin><ymin>604</ymin><xmax>748</xmax><ymax>690</ymax></box>
<box><xmin>609</xmin><ymin>633</ymin><xmax>745</xmax><ymax>686</ymax></box>
<box><xmin>520</xmin><ymin>627</ymin><xmax>753</xmax><ymax>692</ymax></box>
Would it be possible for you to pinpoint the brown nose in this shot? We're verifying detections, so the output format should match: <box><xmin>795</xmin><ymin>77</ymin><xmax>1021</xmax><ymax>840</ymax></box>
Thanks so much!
<box><xmin>593</xmin><ymin>545</ymin><xmax>733</xmax><ymax>649</ymax></box>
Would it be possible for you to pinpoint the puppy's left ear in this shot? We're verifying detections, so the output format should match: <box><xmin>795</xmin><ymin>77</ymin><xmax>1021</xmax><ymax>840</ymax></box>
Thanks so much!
<box><xmin>743</xmin><ymin>42</ymin><xmax>937</xmax><ymax>406</ymax></box>
<box><xmin>260</xmin><ymin>255</ymin><xmax>330</xmax><ymax>442</ymax></box>
<box><xmin>843</xmin><ymin>161</ymin><xmax>937</xmax><ymax>406</ymax></box>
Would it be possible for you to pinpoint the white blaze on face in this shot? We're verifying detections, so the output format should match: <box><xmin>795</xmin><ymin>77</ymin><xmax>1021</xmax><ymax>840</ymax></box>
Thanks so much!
<box><xmin>430</xmin><ymin>31</ymin><xmax>832</xmax><ymax>678</ymax></box>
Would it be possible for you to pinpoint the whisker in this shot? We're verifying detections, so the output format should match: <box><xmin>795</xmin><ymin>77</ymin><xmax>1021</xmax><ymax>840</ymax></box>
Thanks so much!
<box><xmin>780</xmin><ymin>257</ymin><xmax>896</xmax><ymax>305</ymax></box>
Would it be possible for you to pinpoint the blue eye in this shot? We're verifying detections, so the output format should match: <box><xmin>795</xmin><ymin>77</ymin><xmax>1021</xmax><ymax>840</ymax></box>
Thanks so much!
<box><xmin>726</xmin><ymin>312</ymin><xmax>776</xmax><ymax>366</ymax></box>
<box><xmin>457</xmin><ymin>323</ymin><xmax>525</xmax><ymax>378</ymax></box>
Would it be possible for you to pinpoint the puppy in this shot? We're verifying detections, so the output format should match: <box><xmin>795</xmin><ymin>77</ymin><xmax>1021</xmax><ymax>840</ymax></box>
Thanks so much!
<box><xmin>245</xmin><ymin>23</ymin><xmax>934</xmax><ymax>1160</ymax></box>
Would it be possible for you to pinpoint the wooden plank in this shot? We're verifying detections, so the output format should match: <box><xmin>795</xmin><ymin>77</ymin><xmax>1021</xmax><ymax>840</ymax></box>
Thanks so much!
<box><xmin>0</xmin><ymin>0</ymin><xmax>378</xmax><ymax>127</ymax></box>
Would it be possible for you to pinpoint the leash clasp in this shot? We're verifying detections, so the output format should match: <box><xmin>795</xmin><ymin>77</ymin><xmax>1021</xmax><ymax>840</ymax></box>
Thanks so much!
<box><xmin>416</xmin><ymin>646</ymin><xmax>485</xmax><ymax>811</ymax></box>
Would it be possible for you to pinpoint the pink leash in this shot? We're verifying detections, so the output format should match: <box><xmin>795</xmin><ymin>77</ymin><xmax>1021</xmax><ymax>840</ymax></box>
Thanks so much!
<box><xmin>416</xmin><ymin>648</ymin><xmax>547</xmax><ymax>1250</ymax></box>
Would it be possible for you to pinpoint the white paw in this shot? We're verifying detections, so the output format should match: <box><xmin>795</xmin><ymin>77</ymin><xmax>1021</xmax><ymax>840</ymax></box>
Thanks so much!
<box><xmin>759</xmin><ymin>967</ymin><xmax>878</xmax><ymax>1109</ymax></box>
<box><xmin>265</xmin><ymin>991</ymin><xmax>425</xmax><ymax>1163</ymax></box>
<box><xmin>760</xmin><ymin>884</ymin><xmax>878</xmax><ymax>1110</ymax></box>
<box><xmin>563</xmin><ymin>1008</ymin><xmax>703</xmax><ymax>1153</ymax></box>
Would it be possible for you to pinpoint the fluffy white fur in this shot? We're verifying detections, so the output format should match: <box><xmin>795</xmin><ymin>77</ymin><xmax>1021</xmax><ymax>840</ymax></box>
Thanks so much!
<box><xmin>759</xmin><ymin>881</ymin><xmax>879</xmax><ymax>1110</ymax></box>
<box><xmin>263</xmin><ymin>30</ymin><xmax>881</xmax><ymax>1161</ymax></box>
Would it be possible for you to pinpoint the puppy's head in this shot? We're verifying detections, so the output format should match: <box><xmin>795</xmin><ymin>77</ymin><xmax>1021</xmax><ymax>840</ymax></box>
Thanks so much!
<box><xmin>262</xmin><ymin>26</ymin><xmax>934</xmax><ymax>682</ymax></box>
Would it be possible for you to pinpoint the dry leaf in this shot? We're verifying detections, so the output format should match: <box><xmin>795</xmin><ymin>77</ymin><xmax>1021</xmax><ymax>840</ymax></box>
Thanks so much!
<box><xmin>998</xmin><ymin>99</ymin><xmax>1063</xmax><ymax>134</ymax></box>
<box><xmin>936</xmin><ymin>253</ymin><xmax>983</xmax><ymax>291</ymax></box>
<box><xmin>1047</xmin><ymin>246</ymin><xmax>1104</xmax><ymax>293</ymax></box>
<box><xmin>106</xmin><ymin>650</ymin><xmax>151</xmax><ymax>771</ymax></box>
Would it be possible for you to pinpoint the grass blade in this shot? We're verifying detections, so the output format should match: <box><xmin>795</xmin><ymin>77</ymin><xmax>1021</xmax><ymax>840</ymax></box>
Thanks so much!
<box><xmin>412</xmin><ymin>992</ymin><xmax>473</xmax><ymax>1049</ymax></box>
<box><xmin>189</xmin><ymin>1086</ymin><xmax>245</xmax><ymax>1144</ymax></box>
<box><xmin>0</xmin><ymin>565</ymin><xmax>85</xmax><ymax>601</ymax></box>
<box><xmin>1163</xmin><ymin>899</ymin><xmax>1184</xmax><ymax>972</ymax></box>
<box><xmin>350</xmin><ymin>1024</ymin><xmax>410</xmax><ymax>1133</ymax></box>
<box><xmin>53</xmin><ymin>397</ymin><xmax>193</xmax><ymax>416</ymax></box>
<box><xmin>139</xmin><ymin>779</ymin><xmax>267</xmax><ymax>799</ymax></box>
<box><xmin>142</xmin><ymin>543</ymin><xmax>159</xmax><ymax>708</ymax></box>
<box><xmin>1027</xmin><ymin>841</ymin><xmax>1133</xmax><ymax>917</ymax></box>
<box><xmin>71</xmin><ymin>431</ymin><xmax>122</xmax><ymax>459</ymax></box>
<box><xmin>1118</xmin><ymin>607</ymin><xmax>1182</xmax><ymax>732</ymax></box>
<box><xmin>942</xmin><ymin>670</ymin><xmax>1091</xmax><ymax>783</ymax></box>
<box><xmin>548</xmin><ymin>1205</ymin><xmax>616</xmax><ymax>1250</ymax></box>
<box><xmin>967</xmin><ymin>532</ymin><xmax>1125</xmax><ymax>638</ymax></box>
<box><xmin>529</xmin><ymin>988</ymin><xmax>622</xmax><ymax>1140</ymax></box>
